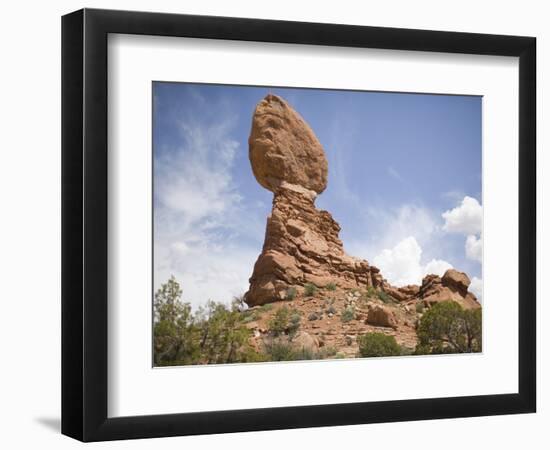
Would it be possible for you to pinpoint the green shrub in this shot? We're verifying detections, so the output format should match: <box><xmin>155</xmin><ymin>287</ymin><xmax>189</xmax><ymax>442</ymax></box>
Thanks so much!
<box><xmin>357</xmin><ymin>332</ymin><xmax>401</xmax><ymax>357</ymax></box>
<box><xmin>288</xmin><ymin>311</ymin><xmax>301</xmax><ymax>338</ymax></box>
<box><xmin>285</xmin><ymin>286</ymin><xmax>297</xmax><ymax>300</ymax></box>
<box><xmin>377</xmin><ymin>290</ymin><xmax>393</xmax><ymax>304</ymax></box>
<box><xmin>242</xmin><ymin>311</ymin><xmax>260</xmax><ymax>323</ymax></box>
<box><xmin>268</xmin><ymin>307</ymin><xmax>290</xmax><ymax>336</ymax></box>
<box><xmin>325</xmin><ymin>282</ymin><xmax>337</xmax><ymax>291</ymax></box>
<box><xmin>154</xmin><ymin>280</ymin><xmax>258</xmax><ymax>365</ymax></box>
<box><xmin>268</xmin><ymin>307</ymin><xmax>301</xmax><ymax>338</ymax></box>
<box><xmin>308</xmin><ymin>312</ymin><xmax>319</xmax><ymax>321</ymax></box>
<box><xmin>415</xmin><ymin>302</ymin><xmax>425</xmax><ymax>314</ymax></box>
<box><xmin>326</xmin><ymin>305</ymin><xmax>337</xmax><ymax>315</ymax></box>
<box><xmin>415</xmin><ymin>301</ymin><xmax>482</xmax><ymax>354</ymax></box>
<box><xmin>361</xmin><ymin>286</ymin><xmax>378</xmax><ymax>303</ymax></box>
<box><xmin>194</xmin><ymin>300</ymin><xmax>254</xmax><ymax>364</ymax></box>
<box><xmin>304</xmin><ymin>283</ymin><xmax>318</xmax><ymax>297</ymax></box>
<box><xmin>260</xmin><ymin>303</ymin><xmax>274</xmax><ymax>312</ymax></box>
<box><xmin>153</xmin><ymin>276</ymin><xmax>199</xmax><ymax>366</ymax></box>
<box><xmin>292</xmin><ymin>347</ymin><xmax>315</xmax><ymax>361</ymax></box>
<box><xmin>262</xmin><ymin>341</ymin><xmax>340</xmax><ymax>362</ymax></box>
<box><xmin>341</xmin><ymin>306</ymin><xmax>355</xmax><ymax>323</ymax></box>
<box><xmin>264</xmin><ymin>340</ymin><xmax>295</xmax><ymax>361</ymax></box>
<box><xmin>318</xmin><ymin>346</ymin><xmax>338</xmax><ymax>359</ymax></box>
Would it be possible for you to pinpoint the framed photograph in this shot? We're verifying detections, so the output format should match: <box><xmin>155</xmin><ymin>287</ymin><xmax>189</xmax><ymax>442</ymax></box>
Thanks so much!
<box><xmin>62</xmin><ymin>8</ymin><xmax>536</xmax><ymax>442</ymax></box>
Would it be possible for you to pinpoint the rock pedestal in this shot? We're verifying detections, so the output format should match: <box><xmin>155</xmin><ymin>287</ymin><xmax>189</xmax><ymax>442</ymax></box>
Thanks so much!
<box><xmin>245</xmin><ymin>185</ymin><xmax>383</xmax><ymax>306</ymax></box>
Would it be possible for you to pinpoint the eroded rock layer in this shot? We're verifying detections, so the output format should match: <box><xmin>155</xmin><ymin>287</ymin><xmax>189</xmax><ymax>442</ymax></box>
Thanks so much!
<box><xmin>245</xmin><ymin>186</ymin><xmax>383</xmax><ymax>306</ymax></box>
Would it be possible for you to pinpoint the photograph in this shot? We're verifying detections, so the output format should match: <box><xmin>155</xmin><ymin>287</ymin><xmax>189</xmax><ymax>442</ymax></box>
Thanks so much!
<box><xmin>152</xmin><ymin>83</ymin><xmax>483</xmax><ymax>366</ymax></box>
<box><xmin>0</xmin><ymin>1</ymin><xmax>541</xmax><ymax>447</ymax></box>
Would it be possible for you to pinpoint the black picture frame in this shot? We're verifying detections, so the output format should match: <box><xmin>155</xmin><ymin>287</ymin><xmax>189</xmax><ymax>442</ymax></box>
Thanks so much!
<box><xmin>62</xmin><ymin>8</ymin><xmax>536</xmax><ymax>442</ymax></box>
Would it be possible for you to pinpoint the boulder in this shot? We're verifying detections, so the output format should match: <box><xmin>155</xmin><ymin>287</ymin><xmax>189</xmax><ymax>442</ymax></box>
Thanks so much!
<box><xmin>442</xmin><ymin>269</ymin><xmax>470</xmax><ymax>296</ymax></box>
<box><xmin>292</xmin><ymin>332</ymin><xmax>319</xmax><ymax>353</ymax></box>
<box><xmin>249</xmin><ymin>94</ymin><xmax>328</xmax><ymax>195</ymax></box>
<box><xmin>414</xmin><ymin>270</ymin><xmax>480</xmax><ymax>310</ymax></box>
<box><xmin>366</xmin><ymin>305</ymin><xmax>398</xmax><ymax>329</ymax></box>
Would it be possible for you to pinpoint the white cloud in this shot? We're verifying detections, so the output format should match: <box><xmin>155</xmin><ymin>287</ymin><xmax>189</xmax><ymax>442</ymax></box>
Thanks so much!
<box><xmin>348</xmin><ymin>204</ymin><xmax>438</xmax><ymax>258</ymax></box>
<box><xmin>469</xmin><ymin>276</ymin><xmax>483</xmax><ymax>301</ymax></box>
<box><xmin>155</xmin><ymin>121</ymin><xmax>241</xmax><ymax>228</ymax></box>
<box><xmin>155</xmin><ymin>242</ymin><xmax>258</xmax><ymax>309</ymax></box>
<box><xmin>373</xmin><ymin>236</ymin><xmax>453</xmax><ymax>287</ymax></box>
<box><xmin>373</xmin><ymin>237</ymin><xmax>422</xmax><ymax>286</ymax></box>
<box><xmin>379</xmin><ymin>205</ymin><xmax>438</xmax><ymax>245</ymax></box>
<box><xmin>442</xmin><ymin>196</ymin><xmax>483</xmax><ymax>267</ymax></box>
<box><xmin>442</xmin><ymin>196</ymin><xmax>482</xmax><ymax>235</ymax></box>
<box><xmin>465</xmin><ymin>234</ymin><xmax>482</xmax><ymax>262</ymax></box>
<box><xmin>348</xmin><ymin>199</ymin><xmax>482</xmax><ymax>288</ymax></box>
<box><xmin>424</xmin><ymin>259</ymin><xmax>453</xmax><ymax>277</ymax></box>
<box><xmin>154</xmin><ymin>113</ymin><xmax>265</xmax><ymax>308</ymax></box>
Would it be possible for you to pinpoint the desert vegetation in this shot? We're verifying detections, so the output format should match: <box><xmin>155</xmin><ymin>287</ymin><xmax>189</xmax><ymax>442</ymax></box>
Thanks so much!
<box><xmin>415</xmin><ymin>301</ymin><xmax>482</xmax><ymax>354</ymax></box>
<box><xmin>153</xmin><ymin>276</ymin><xmax>482</xmax><ymax>366</ymax></box>
<box><xmin>358</xmin><ymin>333</ymin><xmax>401</xmax><ymax>357</ymax></box>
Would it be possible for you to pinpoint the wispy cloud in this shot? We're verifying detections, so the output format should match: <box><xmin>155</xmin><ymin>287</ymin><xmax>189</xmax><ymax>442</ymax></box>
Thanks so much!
<box><xmin>155</xmin><ymin>120</ymin><xmax>241</xmax><ymax>227</ymax></box>
<box><xmin>387</xmin><ymin>166</ymin><xmax>404</xmax><ymax>183</ymax></box>
<box><xmin>154</xmin><ymin>94</ymin><xmax>265</xmax><ymax>307</ymax></box>
<box><xmin>347</xmin><ymin>203</ymin><xmax>439</xmax><ymax>258</ymax></box>
<box><xmin>441</xmin><ymin>189</ymin><xmax>466</xmax><ymax>202</ymax></box>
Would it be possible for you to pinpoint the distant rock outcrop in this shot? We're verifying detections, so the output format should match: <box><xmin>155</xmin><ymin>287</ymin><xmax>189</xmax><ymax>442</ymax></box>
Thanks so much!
<box><xmin>244</xmin><ymin>94</ymin><xmax>480</xmax><ymax>311</ymax></box>
<box><xmin>408</xmin><ymin>269</ymin><xmax>480</xmax><ymax>310</ymax></box>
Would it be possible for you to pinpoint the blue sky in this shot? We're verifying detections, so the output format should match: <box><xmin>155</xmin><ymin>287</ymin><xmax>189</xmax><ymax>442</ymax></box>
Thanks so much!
<box><xmin>153</xmin><ymin>82</ymin><xmax>483</xmax><ymax>307</ymax></box>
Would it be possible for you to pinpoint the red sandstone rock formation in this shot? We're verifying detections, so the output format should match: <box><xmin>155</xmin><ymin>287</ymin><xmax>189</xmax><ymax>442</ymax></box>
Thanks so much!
<box><xmin>244</xmin><ymin>94</ymin><xmax>384</xmax><ymax>307</ymax></box>
<box><xmin>407</xmin><ymin>269</ymin><xmax>480</xmax><ymax>310</ymax></box>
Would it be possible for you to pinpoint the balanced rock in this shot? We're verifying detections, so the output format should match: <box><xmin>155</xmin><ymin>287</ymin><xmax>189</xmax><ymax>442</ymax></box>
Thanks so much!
<box><xmin>244</xmin><ymin>95</ymin><xmax>381</xmax><ymax>306</ymax></box>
